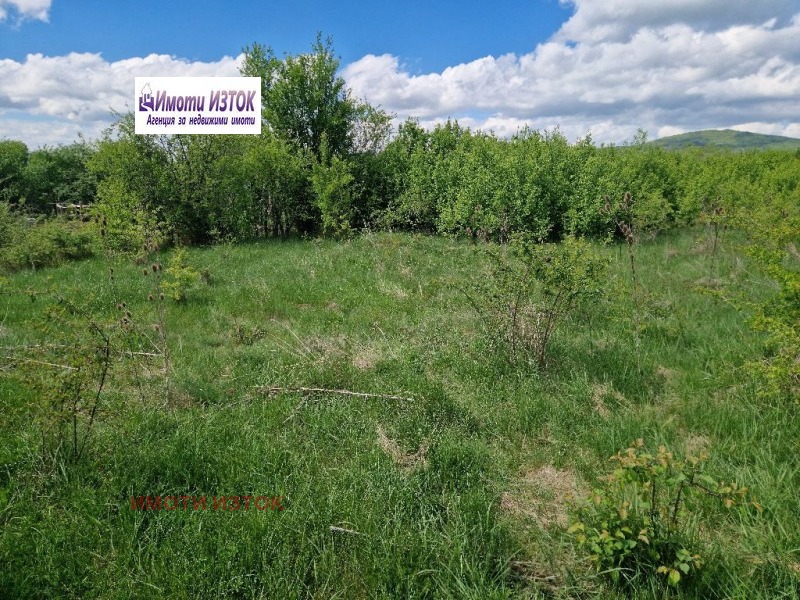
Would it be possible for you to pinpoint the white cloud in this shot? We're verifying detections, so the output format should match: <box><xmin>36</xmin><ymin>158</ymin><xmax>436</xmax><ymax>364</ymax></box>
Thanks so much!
<box><xmin>730</xmin><ymin>121</ymin><xmax>800</xmax><ymax>138</ymax></box>
<box><xmin>555</xmin><ymin>0</ymin><xmax>798</xmax><ymax>42</ymax></box>
<box><xmin>342</xmin><ymin>8</ymin><xmax>800</xmax><ymax>144</ymax></box>
<box><xmin>2</xmin><ymin>2</ymin><xmax>800</xmax><ymax>148</ymax></box>
<box><xmin>0</xmin><ymin>0</ymin><xmax>51</xmax><ymax>22</ymax></box>
<box><xmin>0</xmin><ymin>52</ymin><xmax>243</xmax><ymax>147</ymax></box>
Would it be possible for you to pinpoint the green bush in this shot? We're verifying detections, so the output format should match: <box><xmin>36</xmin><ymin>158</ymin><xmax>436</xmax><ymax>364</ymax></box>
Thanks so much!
<box><xmin>569</xmin><ymin>440</ymin><xmax>758</xmax><ymax>589</ymax></box>
<box><xmin>0</xmin><ymin>215</ymin><xmax>98</xmax><ymax>272</ymax></box>
<box><xmin>741</xmin><ymin>191</ymin><xmax>800</xmax><ymax>403</ymax></box>
<box><xmin>466</xmin><ymin>234</ymin><xmax>608</xmax><ymax>366</ymax></box>
<box><xmin>0</xmin><ymin>201</ymin><xmax>26</xmax><ymax>250</ymax></box>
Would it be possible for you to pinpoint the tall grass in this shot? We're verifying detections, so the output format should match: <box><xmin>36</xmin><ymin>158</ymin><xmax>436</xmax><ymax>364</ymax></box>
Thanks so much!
<box><xmin>0</xmin><ymin>231</ymin><xmax>797</xmax><ymax>598</ymax></box>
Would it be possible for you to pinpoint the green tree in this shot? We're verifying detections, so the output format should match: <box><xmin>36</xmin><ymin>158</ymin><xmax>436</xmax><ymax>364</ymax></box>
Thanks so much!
<box><xmin>241</xmin><ymin>34</ymin><xmax>358</xmax><ymax>160</ymax></box>
<box><xmin>0</xmin><ymin>140</ymin><xmax>29</xmax><ymax>205</ymax></box>
<box><xmin>24</xmin><ymin>142</ymin><xmax>98</xmax><ymax>213</ymax></box>
<box><xmin>311</xmin><ymin>134</ymin><xmax>354</xmax><ymax>236</ymax></box>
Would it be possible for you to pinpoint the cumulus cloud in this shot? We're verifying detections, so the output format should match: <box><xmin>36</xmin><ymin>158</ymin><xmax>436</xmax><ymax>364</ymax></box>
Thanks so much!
<box><xmin>555</xmin><ymin>0</ymin><xmax>798</xmax><ymax>43</ymax></box>
<box><xmin>2</xmin><ymin>1</ymin><xmax>800</xmax><ymax>147</ymax></box>
<box><xmin>0</xmin><ymin>0</ymin><xmax>51</xmax><ymax>22</ymax></box>
<box><xmin>0</xmin><ymin>52</ymin><xmax>243</xmax><ymax>147</ymax></box>
<box><xmin>342</xmin><ymin>5</ymin><xmax>800</xmax><ymax>143</ymax></box>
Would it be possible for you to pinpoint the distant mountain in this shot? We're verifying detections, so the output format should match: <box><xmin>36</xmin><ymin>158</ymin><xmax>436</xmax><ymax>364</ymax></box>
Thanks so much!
<box><xmin>650</xmin><ymin>129</ymin><xmax>800</xmax><ymax>151</ymax></box>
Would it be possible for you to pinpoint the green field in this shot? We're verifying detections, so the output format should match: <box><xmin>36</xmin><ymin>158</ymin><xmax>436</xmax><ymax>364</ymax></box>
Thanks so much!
<box><xmin>1</xmin><ymin>230</ymin><xmax>798</xmax><ymax>598</ymax></box>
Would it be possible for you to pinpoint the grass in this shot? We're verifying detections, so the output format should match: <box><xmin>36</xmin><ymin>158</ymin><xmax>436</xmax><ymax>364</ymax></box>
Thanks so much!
<box><xmin>0</xmin><ymin>230</ymin><xmax>798</xmax><ymax>598</ymax></box>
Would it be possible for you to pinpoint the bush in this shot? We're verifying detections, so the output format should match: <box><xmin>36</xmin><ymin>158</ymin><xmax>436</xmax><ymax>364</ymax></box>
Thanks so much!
<box><xmin>741</xmin><ymin>192</ymin><xmax>800</xmax><ymax>403</ymax></box>
<box><xmin>466</xmin><ymin>235</ymin><xmax>608</xmax><ymax>366</ymax></box>
<box><xmin>0</xmin><ymin>216</ymin><xmax>98</xmax><ymax>272</ymax></box>
<box><xmin>568</xmin><ymin>440</ymin><xmax>758</xmax><ymax>589</ymax></box>
<box><xmin>0</xmin><ymin>201</ymin><xmax>26</xmax><ymax>250</ymax></box>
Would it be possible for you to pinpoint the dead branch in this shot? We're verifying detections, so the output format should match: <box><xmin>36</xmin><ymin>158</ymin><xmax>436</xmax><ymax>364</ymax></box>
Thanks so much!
<box><xmin>329</xmin><ymin>525</ymin><xmax>363</xmax><ymax>536</ymax></box>
<box><xmin>3</xmin><ymin>356</ymin><xmax>78</xmax><ymax>370</ymax></box>
<box><xmin>255</xmin><ymin>386</ymin><xmax>416</xmax><ymax>403</ymax></box>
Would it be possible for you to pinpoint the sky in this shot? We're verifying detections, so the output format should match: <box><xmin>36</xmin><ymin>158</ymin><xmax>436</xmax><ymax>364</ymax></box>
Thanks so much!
<box><xmin>0</xmin><ymin>0</ymin><xmax>799</xmax><ymax>148</ymax></box>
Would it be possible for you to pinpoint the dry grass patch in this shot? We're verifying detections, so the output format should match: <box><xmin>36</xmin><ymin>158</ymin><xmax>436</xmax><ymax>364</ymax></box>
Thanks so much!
<box><xmin>685</xmin><ymin>433</ymin><xmax>712</xmax><ymax>457</ymax></box>
<box><xmin>353</xmin><ymin>344</ymin><xmax>383</xmax><ymax>370</ymax></box>
<box><xmin>500</xmin><ymin>465</ymin><xmax>583</xmax><ymax>529</ymax></box>
<box><xmin>655</xmin><ymin>364</ymin><xmax>678</xmax><ymax>382</ymax></box>
<box><xmin>375</xmin><ymin>424</ymin><xmax>428</xmax><ymax>473</ymax></box>
<box><xmin>590</xmin><ymin>382</ymin><xmax>628</xmax><ymax>417</ymax></box>
<box><xmin>377</xmin><ymin>279</ymin><xmax>409</xmax><ymax>300</ymax></box>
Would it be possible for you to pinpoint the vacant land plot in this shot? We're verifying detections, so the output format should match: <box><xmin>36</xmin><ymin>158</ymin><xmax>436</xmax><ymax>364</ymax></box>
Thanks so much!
<box><xmin>1</xmin><ymin>231</ymin><xmax>798</xmax><ymax>598</ymax></box>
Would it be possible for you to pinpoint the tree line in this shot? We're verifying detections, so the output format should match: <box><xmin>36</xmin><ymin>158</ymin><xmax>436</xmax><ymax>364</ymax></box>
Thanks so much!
<box><xmin>1</xmin><ymin>35</ymin><xmax>799</xmax><ymax>253</ymax></box>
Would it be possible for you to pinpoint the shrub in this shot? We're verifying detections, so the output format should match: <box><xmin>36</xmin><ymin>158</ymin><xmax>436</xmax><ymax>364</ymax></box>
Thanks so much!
<box><xmin>0</xmin><ymin>201</ymin><xmax>25</xmax><ymax>250</ymax></box>
<box><xmin>466</xmin><ymin>235</ymin><xmax>608</xmax><ymax>366</ymax></box>
<box><xmin>569</xmin><ymin>440</ymin><xmax>759</xmax><ymax>589</ymax></box>
<box><xmin>742</xmin><ymin>193</ymin><xmax>800</xmax><ymax>403</ymax></box>
<box><xmin>0</xmin><ymin>216</ymin><xmax>98</xmax><ymax>272</ymax></box>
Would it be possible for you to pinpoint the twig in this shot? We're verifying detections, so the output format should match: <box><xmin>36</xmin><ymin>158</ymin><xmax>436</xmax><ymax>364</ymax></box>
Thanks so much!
<box><xmin>77</xmin><ymin>334</ymin><xmax>111</xmax><ymax>460</ymax></box>
<box><xmin>1</xmin><ymin>344</ymin><xmax>69</xmax><ymax>350</ymax></box>
<box><xmin>3</xmin><ymin>356</ymin><xmax>78</xmax><ymax>370</ymax></box>
<box><xmin>255</xmin><ymin>386</ymin><xmax>416</xmax><ymax>403</ymax></box>
<box><xmin>259</xmin><ymin>385</ymin><xmax>417</xmax><ymax>424</ymax></box>
<box><xmin>329</xmin><ymin>525</ymin><xmax>363</xmax><ymax>536</ymax></box>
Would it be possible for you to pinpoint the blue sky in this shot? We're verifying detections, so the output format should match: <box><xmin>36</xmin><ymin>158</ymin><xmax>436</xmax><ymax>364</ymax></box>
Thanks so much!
<box><xmin>0</xmin><ymin>0</ymin><xmax>572</xmax><ymax>73</ymax></box>
<box><xmin>1</xmin><ymin>0</ymin><xmax>799</xmax><ymax>148</ymax></box>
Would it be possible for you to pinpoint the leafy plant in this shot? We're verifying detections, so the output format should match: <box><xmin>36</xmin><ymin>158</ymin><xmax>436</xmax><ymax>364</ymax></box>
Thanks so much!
<box><xmin>160</xmin><ymin>247</ymin><xmax>202</xmax><ymax>302</ymax></box>
<box><xmin>741</xmin><ymin>194</ymin><xmax>800</xmax><ymax>403</ymax></box>
<box><xmin>466</xmin><ymin>234</ymin><xmax>607</xmax><ymax>366</ymax></box>
<box><xmin>0</xmin><ymin>216</ymin><xmax>98</xmax><ymax>273</ymax></box>
<box><xmin>311</xmin><ymin>134</ymin><xmax>355</xmax><ymax>237</ymax></box>
<box><xmin>568</xmin><ymin>440</ymin><xmax>759</xmax><ymax>589</ymax></box>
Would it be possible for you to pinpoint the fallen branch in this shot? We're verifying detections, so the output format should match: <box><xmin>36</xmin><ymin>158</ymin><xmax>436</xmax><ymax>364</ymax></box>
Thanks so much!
<box><xmin>255</xmin><ymin>386</ymin><xmax>416</xmax><ymax>403</ymax></box>
<box><xmin>257</xmin><ymin>386</ymin><xmax>417</xmax><ymax>424</ymax></box>
<box><xmin>122</xmin><ymin>350</ymin><xmax>162</xmax><ymax>358</ymax></box>
<box><xmin>329</xmin><ymin>525</ymin><xmax>363</xmax><ymax>536</ymax></box>
<box><xmin>3</xmin><ymin>356</ymin><xmax>78</xmax><ymax>370</ymax></box>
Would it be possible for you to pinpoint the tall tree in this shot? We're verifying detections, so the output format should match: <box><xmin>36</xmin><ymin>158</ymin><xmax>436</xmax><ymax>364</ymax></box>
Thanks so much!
<box><xmin>241</xmin><ymin>33</ymin><xmax>379</xmax><ymax>160</ymax></box>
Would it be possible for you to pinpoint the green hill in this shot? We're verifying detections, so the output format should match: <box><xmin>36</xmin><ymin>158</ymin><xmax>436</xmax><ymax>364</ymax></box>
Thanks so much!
<box><xmin>651</xmin><ymin>129</ymin><xmax>800</xmax><ymax>151</ymax></box>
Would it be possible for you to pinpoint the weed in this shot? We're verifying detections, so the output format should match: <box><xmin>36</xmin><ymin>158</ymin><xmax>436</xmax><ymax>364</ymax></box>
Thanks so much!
<box><xmin>568</xmin><ymin>440</ymin><xmax>760</xmax><ymax>589</ymax></box>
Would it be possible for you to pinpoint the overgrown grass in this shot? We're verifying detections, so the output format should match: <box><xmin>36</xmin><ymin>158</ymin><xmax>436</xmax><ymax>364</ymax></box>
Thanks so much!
<box><xmin>0</xmin><ymin>230</ymin><xmax>798</xmax><ymax>598</ymax></box>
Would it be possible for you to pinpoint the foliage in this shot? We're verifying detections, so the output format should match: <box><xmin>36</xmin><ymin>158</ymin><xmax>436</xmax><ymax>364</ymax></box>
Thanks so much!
<box><xmin>569</xmin><ymin>440</ymin><xmax>758</xmax><ymax>589</ymax></box>
<box><xmin>160</xmin><ymin>247</ymin><xmax>202</xmax><ymax>302</ymax></box>
<box><xmin>0</xmin><ymin>215</ymin><xmax>98</xmax><ymax>272</ymax></box>
<box><xmin>241</xmin><ymin>33</ymin><xmax>388</xmax><ymax>162</ymax></box>
<box><xmin>467</xmin><ymin>235</ymin><xmax>608</xmax><ymax>365</ymax></box>
<box><xmin>311</xmin><ymin>135</ymin><xmax>355</xmax><ymax>237</ymax></box>
<box><xmin>0</xmin><ymin>139</ymin><xmax>29</xmax><ymax>204</ymax></box>
<box><xmin>236</xmin><ymin>133</ymin><xmax>310</xmax><ymax>238</ymax></box>
<box><xmin>741</xmin><ymin>190</ymin><xmax>800</xmax><ymax>402</ymax></box>
<box><xmin>0</xmin><ymin>201</ymin><xmax>26</xmax><ymax>250</ymax></box>
<box><xmin>23</xmin><ymin>141</ymin><xmax>98</xmax><ymax>213</ymax></box>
